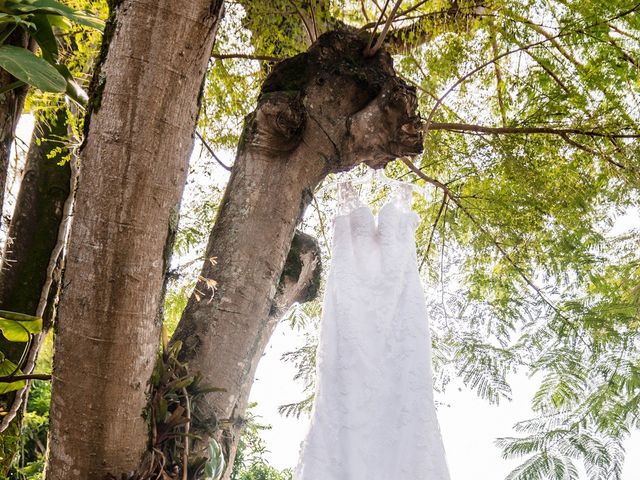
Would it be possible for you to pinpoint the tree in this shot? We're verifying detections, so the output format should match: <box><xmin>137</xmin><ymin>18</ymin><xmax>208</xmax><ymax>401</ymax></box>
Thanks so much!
<box><xmin>0</xmin><ymin>1</ymin><xmax>105</xmax><ymax>473</ymax></box>
<box><xmin>0</xmin><ymin>107</ymin><xmax>70</xmax><ymax>475</ymax></box>
<box><xmin>0</xmin><ymin>1</ymin><xmax>639</xmax><ymax>479</ymax></box>
<box><xmin>41</xmin><ymin>0</ymin><xmax>224</xmax><ymax>477</ymax></box>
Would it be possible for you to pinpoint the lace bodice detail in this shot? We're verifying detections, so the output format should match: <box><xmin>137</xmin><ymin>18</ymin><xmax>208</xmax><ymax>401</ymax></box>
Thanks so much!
<box><xmin>337</xmin><ymin>180</ymin><xmax>416</xmax><ymax>216</ymax></box>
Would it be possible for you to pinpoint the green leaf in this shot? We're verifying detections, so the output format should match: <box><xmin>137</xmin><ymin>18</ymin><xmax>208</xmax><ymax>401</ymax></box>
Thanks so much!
<box><xmin>30</xmin><ymin>13</ymin><xmax>57</xmax><ymax>61</ymax></box>
<box><xmin>0</xmin><ymin>13</ymin><xmax>35</xmax><ymax>30</ymax></box>
<box><xmin>0</xmin><ymin>310</ymin><xmax>43</xmax><ymax>342</ymax></box>
<box><xmin>205</xmin><ymin>438</ymin><xmax>225</xmax><ymax>480</ymax></box>
<box><xmin>28</xmin><ymin>0</ymin><xmax>105</xmax><ymax>31</ymax></box>
<box><xmin>0</xmin><ymin>0</ymin><xmax>104</xmax><ymax>31</ymax></box>
<box><xmin>65</xmin><ymin>11</ymin><xmax>104</xmax><ymax>31</ymax></box>
<box><xmin>0</xmin><ymin>358</ymin><xmax>25</xmax><ymax>394</ymax></box>
<box><xmin>0</xmin><ymin>44</ymin><xmax>65</xmax><ymax>92</ymax></box>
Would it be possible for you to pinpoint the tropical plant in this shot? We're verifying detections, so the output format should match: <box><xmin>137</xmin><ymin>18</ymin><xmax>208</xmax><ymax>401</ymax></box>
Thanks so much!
<box><xmin>0</xmin><ymin>310</ymin><xmax>42</xmax><ymax>396</ymax></box>
<box><xmin>0</xmin><ymin>0</ymin><xmax>103</xmax><ymax>98</ymax></box>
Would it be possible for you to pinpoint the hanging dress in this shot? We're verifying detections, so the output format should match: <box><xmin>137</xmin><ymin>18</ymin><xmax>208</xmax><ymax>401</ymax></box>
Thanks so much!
<box><xmin>293</xmin><ymin>181</ymin><xmax>451</xmax><ymax>480</ymax></box>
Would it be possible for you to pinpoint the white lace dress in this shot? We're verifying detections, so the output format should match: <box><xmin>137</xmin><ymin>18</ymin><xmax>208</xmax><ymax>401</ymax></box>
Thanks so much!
<box><xmin>293</xmin><ymin>182</ymin><xmax>450</xmax><ymax>479</ymax></box>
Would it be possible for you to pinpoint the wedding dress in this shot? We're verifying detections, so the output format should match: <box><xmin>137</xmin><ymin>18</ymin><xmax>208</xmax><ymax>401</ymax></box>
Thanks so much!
<box><xmin>293</xmin><ymin>182</ymin><xmax>450</xmax><ymax>479</ymax></box>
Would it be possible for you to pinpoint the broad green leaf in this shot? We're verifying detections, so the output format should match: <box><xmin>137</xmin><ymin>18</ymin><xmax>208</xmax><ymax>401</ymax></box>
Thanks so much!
<box><xmin>45</xmin><ymin>12</ymin><xmax>70</xmax><ymax>29</ymax></box>
<box><xmin>0</xmin><ymin>44</ymin><xmax>65</xmax><ymax>92</ymax></box>
<box><xmin>30</xmin><ymin>13</ymin><xmax>57</xmax><ymax>61</ymax></box>
<box><xmin>205</xmin><ymin>438</ymin><xmax>225</xmax><ymax>480</ymax></box>
<box><xmin>29</xmin><ymin>0</ymin><xmax>105</xmax><ymax>30</ymax></box>
<box><xmin>0</xmin><ymin>358</ymin><xmax>25</xmax><ymax>395</ymax></box>
<box><xmin>1</xmin><ymin>0</ymin><xmax>104</xmax><ymax>31</ymax></box>
<box><xmin>0</xmin><ymin>310</ymin><xmax>42</xmax><ymax>342</ymax></box>
<box><xmin>66</xmin><ymin>11</ymin><xmax>104</xmax><ymax>31</ymax></box>
<box><xmin>0</xmin><ymin>310</ymin><xmax>43</xmax><ymax>323</ymax></box>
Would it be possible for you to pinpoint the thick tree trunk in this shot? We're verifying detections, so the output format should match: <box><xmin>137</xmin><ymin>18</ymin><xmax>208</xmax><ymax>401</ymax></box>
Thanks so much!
<box><xmin>0</xmin><ymin>30</ymin><xmax>32</xmax><ymax>230</ymax></box>
<box><xmin>45</xmin><ymin>1</ymin><xmax>224</xmax><ymax>478</ymax></box>
<box><xmin>0</xmin><ymin>108</ymin><xmax>70</xmax><ymax>475</ymax></box>
<box><xmin>171</xmin><ymin>31</ymin><xmax>423</xmax><ymax>477</ymax></box>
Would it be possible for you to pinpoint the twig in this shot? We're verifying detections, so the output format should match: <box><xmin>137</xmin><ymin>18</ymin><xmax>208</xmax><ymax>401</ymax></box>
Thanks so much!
<box><xmin>181</xmin><ymin>386</ymin><xmax>191</xmax><ymax>480</ymax></box>
<box><xmin>425</xmin><ymin>122</ymin><xmax>640</xmax><ymax>139</ymax></box>
<box><xmin>196</xmin><ymin>131</ymin><xmax>231</xmax><ymax>171</ymax></box>
<box><xmin>0</xmin><ymin>373</ymin><xmax>51</xmax><ymax>382</ymax></box>
<box><xmin>309</xmin><ymin>0</ymin><xmax>319</xmax><ymax>42</ymax></box>
<box><xmin>312</xmin><ymin>195</ymin><xmax>330</xmax><ymax>253</ymax></box>
<box><xmin>489</xmin><ymin>22</ymin><xmax>507</xmax><ymax>126</ymax></box>
<box><xmin>212</xmin><ymin>53</ymin><xmax>282</xmax><ymax>62</ymax></box>
<box><xmin>518</xmin><ymin>42</ymin><xmax>571</xmax><ymax>94</ymax></box>
<box><xmin>425</xmin><ymin>192</ymin><xmax>448</xmax><ymax>257</ymax></box>
<box><xmin>424</xmin><ymin>2</ymin><xmax>640</xmax><ymax>133</ymax></box>
<box><xmin>360</xmin><ymin>0</ymin><xmax>370</xmax><ymax>21</ymax></box>
<box><xmin>608</xmin><ymin>23</ymin><xmax>640</xmax><ymax>42</ymax></box>
<box><xmin>424</xmin><ymin>35</ymin><xmax>572</xmax><ymax>133</ymax></box>
<box><xmin>559</xmin><ymin>133</ymin><xmax>627</xmax><ymax>170</ymax></box>
<box><xmin>367</xmin><ymin>0</ymin><xmax>404</xmax><ymax>56</ymax></box>
<box><xmin>286</xmin><ymin>0</ymin><xmax>316</xmax><ymax>43</ymax></box>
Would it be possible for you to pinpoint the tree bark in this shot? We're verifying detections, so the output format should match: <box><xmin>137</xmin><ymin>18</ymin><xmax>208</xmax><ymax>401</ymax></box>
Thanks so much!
<box><xmin>171</xmin><ymin>30</ymin><xmax>423</xmax><ymax>478</ymax></box>
<box><xmin>45</xmin><ymin>1</ymin><xmax>224</xmax><ymax>478</ymax></box>
<box><xmin>0</xmin><ymin>30</ymin><xmax>32</xmax><ymax>230</ymax></box>
<box><xmin>0</xmin><ymin>108</ymin><xmax>70</xmax><ymax>475</ymax></box>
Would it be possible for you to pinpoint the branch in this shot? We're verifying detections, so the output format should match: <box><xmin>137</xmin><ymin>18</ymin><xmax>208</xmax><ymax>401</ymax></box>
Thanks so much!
<box><xmin>286</xmin><ymin>0</ymin><xmax>317</xmax><ymax>43</ymax></box>
<box><xmin>270</xmin><ymin>231</ymin><xmax>322</xmax><ymax>319</ymax></box>
<box><xmin>0</xmin><ymin>119</ymin><xmax>80</xmax><ymax>433</ymax></box>
<box><xmin>425</xmin><ymin>122</ymin><xmax>640</xmax><ymax>139</ymax></box>
<box><xmin>384</xmin><ymin>2</ymin><xmax>487</xmax><ymax>54</ymax></box>
<box><xmin>366</xmin><ymin>0</ymin><xmax>404</xmax><ymax>56</ymax></box>
<box><xmin>559</xmin><ymin>133</ymin><xmax>627</xmax><ymax>170</ymax></box>
<box><xmin>212</xmin><ymin>53</ymin><xmax>283</xmax><ymax>62</ymax></box>
<box><xmin>425</xmin><ymin>192</ymin><xmax>448</xmax><ymax>257</ymax></box>
<box><xmin>195</xmin><ymin>131</ymin><xmax>232</xmax><ymax>171</ymax></box>
<box><xmin>489</xmin><ymin>22</ymin><xmax>508</xmax><ymax>126</ymax></box>
<box><xmin>516</xmin><ymin>40</ymin><xmax>571</xmax><ymax>94</ymax></box>
<box><xmin>365</xmin><ymin>0</ymin><xmax>391</xmax><ymax>54</ymax></box>
<box><xmin>0</xmin><ymin>373</ymin><xmax>51</xmax><ymax>382</ymax></box>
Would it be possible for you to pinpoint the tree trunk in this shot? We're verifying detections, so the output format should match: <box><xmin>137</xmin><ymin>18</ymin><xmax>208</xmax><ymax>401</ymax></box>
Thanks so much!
<box><xmin>171</xmin><ymin>30</ymin><xmax>423</xmax><ymax>477</ymax></box>
<box><xmin>0</xmin><ymin>30</ymin><xmax>32</xmax><ymax>230</ymax></box>
<box><xmin>0</xmin><ymin>108</ymin><xmax>70</xmax><ymax>342</ymax></box>
<box><xmin>45</xmin><ymin>1</ymin><xmax>224</xmax><ymax>478</ymax></box>
<box><xmin>0</xmin><ymin>108</ymin><xmax>70</xmax><ymax>475</ymax></box>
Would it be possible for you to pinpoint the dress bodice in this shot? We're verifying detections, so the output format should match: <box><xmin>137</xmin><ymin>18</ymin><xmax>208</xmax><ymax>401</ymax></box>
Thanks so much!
<box><xmin>332</xmin><ymin>180</ymin><xmax>420</xmax><ymax>285</ymax></box>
